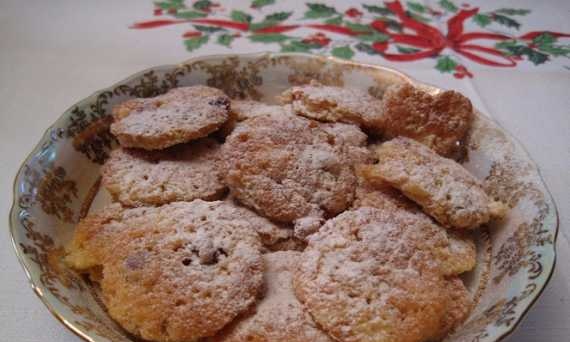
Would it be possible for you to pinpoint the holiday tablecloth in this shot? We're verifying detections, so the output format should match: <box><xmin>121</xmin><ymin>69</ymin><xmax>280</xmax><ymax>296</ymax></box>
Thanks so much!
<box><xmin>130</xmin><ymin>0</ymin><xmax>570</xmax><ymax>78</ymax></box>
<box><xmin>0</xmin><ymin>1</ymin><xmax>569</xmax><ymax>342</ymax></box>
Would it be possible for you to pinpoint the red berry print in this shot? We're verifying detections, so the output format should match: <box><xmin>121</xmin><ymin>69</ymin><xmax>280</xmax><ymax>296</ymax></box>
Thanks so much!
<box><xmin>345</xmin><ymin>8</ymin><xmax>363</xmax><ymax>18</ymax></box>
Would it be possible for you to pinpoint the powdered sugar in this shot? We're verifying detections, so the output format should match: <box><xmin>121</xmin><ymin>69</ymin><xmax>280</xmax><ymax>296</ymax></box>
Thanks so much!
<box><xmin>373</xmin><ymin>137</ymin><xmax>503</xmax><ymax>229</ymax></box>
<box><xmin>102</xmin><ymin>138</ymin><xmax>226</xmax><ymax>206</ymax></box>
<box><xmin>281</xmin><ymin>80</ymin><xmax>384</xmax><ymax>133</ymax></box>
<box><xmin>110</xmin><ymin>86</ymin><xmax>230</xmax><ymax>150</ymax></box>
<box><xmin>294</xmin><ymin>207</ymin><xmax>473</xmax><ymax>342</ymax></box>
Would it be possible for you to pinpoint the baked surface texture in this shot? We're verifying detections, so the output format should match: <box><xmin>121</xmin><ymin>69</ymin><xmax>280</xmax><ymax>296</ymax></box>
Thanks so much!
<box><xmin>231</xmin><ymin>100</ymin><xmax>293</xmax><ymax>121</ymax></box>
<box><xmin>381</xmin><ymin>83</ymin><xmax>473</xmax><ymax>160</ymax></box>
<box><xmin>210</xmin><ymin>251</ymin><xmax>333</xmax><ymax>342</ymax></box>
<box><xmin>66</xmin><ymin>201</ymin><xmax>264</xmax><ymax>342</ymax></box>
<box><xmin>102</xmin><ymin>138</ymin><xmax>226</xmax><ymax>207</ymax></box>
<box><xmin>294</xmin><ymin>207</ymin><xmax>472</xmax><ymax>342</ymax></box>
<box><xmin>280</xmin><ymin>80</ymin><xmax>384</xmax><ymax>133</ymax></box>
<box><xmin>221</xmin><ymin>113</ymin><xmax>371</xmax><ymax>237</ymax></box>
<box><xmin>353</xmin><ymin>172</ymin><xmax>477</xmax><ymax>276</ymax></box>
<box><xmin>110</xmin><ymin>86</ymin><xmax>230</xmax><ymax>150</ymax></box>
<box><xmin>370</xmin><ymin>137</ymin><xmax>504</xmax><ymax>229</ymax></box>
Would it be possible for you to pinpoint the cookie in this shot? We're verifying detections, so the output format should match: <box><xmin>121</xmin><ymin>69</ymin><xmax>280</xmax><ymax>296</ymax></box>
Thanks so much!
<box><xmin>354</xmin><ymin>166</ymin><xmax>418</xmax><ymax>213</ymax></box>
<box><xmin>280</xmin><ymin>80</ymin><xmax>384</xmax><ymax>133</ymax></box>
<box><xmin>65</xmin><ymin>203</ymin><xmax>124</xmax><ymax>271</ymax></box>
<box><xmin>370</xmin><ymin>137</ymin><xmax>506</xmax><ymax>229</ymax></box>
<box><xmin>210</xmin><ymin>251</ymin><xmax>333</xmax><ymax>342</ymax></box>
<box><xmin>219</xmin><ymin>198</ymin><xmax>293</xmax><ymax>249</ymax></box>
<box><xmin>231</xmin><ymin>100</ymin><xmax>292</xmax><ymax>121</ymax></box>
<box><xmin>294</xmin><ymin>207</ymin><xmax>472</xmax><ymax>342</ymax></box>
<box><xmin>102</xmin><ymin>138</ymin><xmax>226</xmax><ymax>207</ymax></box>
<box><xmin>222</xmin><ymin>113</ymin><xmax>370</xmax><ymax>237</ymax></box>
<box><xmin>110</xmin><ymin>86</ymin><xmax>230</xmax><ymax>150</ymax></box>
<box><xmin>444</xmin><ymin>231</ymin><xmax>477</xmax><ymax>275</ymax></box>
<box><xmin>355</xmin><ymin>166</ymin><xmax>477</xmax><ymax>275</ymax></box>
<box><xmin>441</xmin><ymin>277</ymin><xmax>473</xmax><ymax>336</ymax></box>
<box><xmin>320</xmin><ymin>122</ymin><xmax>369</xmax><ymax>147</ymax></box>
<box><xmin>66</xmin><ymin>200</ymin><xmax>264</xmax><ymax>342</ymax></box>
<box><xmin>381</xmin><ymin>83</ymin><xmax>473</xmax><ymax>160</ymax></box>
<box><xmin>216</xmin><ymin>101</ymin><xmax>293</xmax><ymax>138</ymax></box>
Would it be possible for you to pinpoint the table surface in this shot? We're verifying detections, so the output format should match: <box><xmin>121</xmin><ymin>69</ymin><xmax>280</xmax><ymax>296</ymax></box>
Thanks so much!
<box><xmin>1</xmin><ymin>1</ymin><xmax>569</xmax><ymax>341</ymax></box>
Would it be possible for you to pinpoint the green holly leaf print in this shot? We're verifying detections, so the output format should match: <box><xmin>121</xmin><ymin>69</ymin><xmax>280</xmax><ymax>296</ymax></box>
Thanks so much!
<box><xmin>533</xmin><ymin>33</ymin><xmax>556</xmax><ymax>46</ymax></box>
<box><xmin>231</xmin><ymin>10</ymin><xmax>253</xmax><ymax>23</ymax></box>
<box><xmin>358</xmin><ymin>32</ymin><xmax>390</xmax><ymax>42</ymax></box>
<box><xmin>362</xmin><ymin>4</ymin><xmax>393</xmax><ymax>16</ymax></box>
<box><xmin>193</xmin><ymin>0</ymin><xmax>212</xmax><ymax>11</ymax></box>
<box><xmin>533</xmin><ymin>33</ymin><xmax>570</xmax><ymax>57</ymax></box>
<box><xmin>438</xmin><ymin>0</ymin><xmax>458</xmax><ymax>12</ymax></box>
<box><xmin>249</xmin><ymin>33</ymin><xmax>290</xmax><ymax>42</ymax></box>
<box><xmin>217</xmin><ymin>34</ymin><xmax>235</xmax><ymax>47</ymax></box>
<box><xmin>175</xmin><ymin>10</ymin><xmax>208</xmax><ymax>19</ymax></box>
<box><xmin>495</xmin><ymin>40</ymin><xmax>522</xmax><ymax>55</ymax></box>
<box><xmin>325</xmin><ymin>16</ymin><xmax>343</xmax><ymax>25</ymax></box>
<box><xmin>331</xmin><ymin>45</ymin><xmax>355</xmax><ymax>60</ymax></box>
<box><xmin>495</xmin><ymin>41</ymin><xmax>550</xmax><ymax>65</ymax></box>
<box><xmin>281</xmin><ymin>40</ymin><xmax>319</xmax><ymax>52</ymax></box>
<box><xmin>493</xmin><ymin>14</ymin><xmax>520</xmax><ymax>29</ymax></box>
<box><xmin>538</xmin><ymin>44</ymin><xmax>570</xmax><ymax>57</ymax></box>
<box><xmin>194</xmin><ymin>25</ymin><xmax>225</xmax><ymax>32</ymax></box>
<box><xmin>251</xmin><ymin>0</ymin><xmax>276</xmax><ymax>9</ymax></box>
<box><xmin>355</xmin><ymin>42</ymin><xmax>378</xmax><ymax>55</ymax></box>
<box><xmin>250</xmin><ymin>12</ymin><xmax>293</xmax><ymax>31</ymax></box>
<box><xmin>435</xmin><ymin>56</ymin><xmax>458</xmax><ymax>73</ymax></box>
<box><xmin>155</xmin><ymin>0</ymin><xmax>185</xmax><ymax>10</ymax></box>
<box><xmin>396</xmin><ymin>45</ymin><xmax>421</xmax><ymax>54</ymax></box>
<box><xmin>265</xmin><ymin>11</ymin><xmax>293</xmax><ymax>21</ymax></box>
<box><xmin>304</xmin><ymin>3</ymin><xmax>337</xmax><ymax>18</ymax></box>
<box><xmin>525</xmin><ymin>48</ymin><xmax>549</xmax><ymax>65</ymax></box>
<box><xmin>495</xmin><ymin>8</ymin><xmax>530</xmax><ymax>16</ymax></box>
<box><xmin>344</xmin><ymin>21</ymin><xmax>373</xmax><ymax>33</ymax></box>
<box><xmin>185</xmin><ymin>35</ymin><xmax>209</xmax><ymax>52</ymax></box>
<box><xmin>473</xmin><ymin>14</ymin><xmax>492</xmax><ymax>27</ymax></box>
<box><xmin>407</xmin><ymin>1</ymin><xmax>426</xmax><ymax>13</ymax></box>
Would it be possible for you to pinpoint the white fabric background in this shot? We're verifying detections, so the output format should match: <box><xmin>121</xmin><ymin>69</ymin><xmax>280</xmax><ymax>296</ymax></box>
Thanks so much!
<box><xmin>0</xmin><ymin>1</ymin><xmax>568</xmax><ymax>341</ymax></box>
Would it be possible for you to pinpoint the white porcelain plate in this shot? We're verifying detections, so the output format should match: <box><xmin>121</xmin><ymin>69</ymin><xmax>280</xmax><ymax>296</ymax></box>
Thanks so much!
<box><xmin>10</xmin><ymin>52</ymin><xmax>558</xmax><ymax>342</ymax></box>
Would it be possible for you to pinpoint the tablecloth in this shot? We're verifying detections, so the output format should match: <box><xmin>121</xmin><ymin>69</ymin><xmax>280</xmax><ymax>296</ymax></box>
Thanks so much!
<box><xmin>0</xmin><ymin>1</ymin><xmax>568</xmax><ymax>341</ymax></box>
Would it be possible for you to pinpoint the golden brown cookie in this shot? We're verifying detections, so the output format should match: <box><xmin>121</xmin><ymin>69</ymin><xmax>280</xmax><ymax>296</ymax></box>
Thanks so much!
<box><xmin>439</xmin><ymin>277</ymin><xmax>473</xmax><ymax>337</ymax></box>
<box><xmin>370</xmin><ymin>137</ymin><xmax>506</xmax><ymax>229</ymax></box>
<box><xmin>102</xmin><ymin>138</ymin><xmax>226</xmax><ymax>207</ymax></box>
<box><xmin>110</xmin><ymin>86</ymin><xmax>230</xmax><ymax>150</ymax></box>
<box><xmin>210</xmin><ymin>251</ymin><xmax>333</xmax><ymax>342</ymax></box>
<box><xmin>354</xmin><ymin>166</ymin><xmax>418</xmax><ymax>213</ymax></box>
<box><xmin>66</xmin><ymin>201</ymin><xmax>264</xmax><ymax>342</ymax></box>
<box><xmin>231</xmin><ymin>100</ymin><xmax>292</xmax><ymax>121</ymax></box>
<box><xmin>216</xmin><ymin>101</ymin><xmax>293</xmax><ymax>138</ymax></box>
<box><xmin>381</xmin><ymin>83</ymin><xmax>473</xmax><ymax>160</ymax></box>
<box><xmin>353</xmin><ymin>171</ymin><xmax>476</xmax><ymax>276</ymax></box>
<box><xmin>280</xmin><ymin>80</ymin><xmax>384</xmax><ymax>133</ymax></box>
<box><xmin>320</xmin><ymin>122</ymin><xmax>369</xmax><ymax>147</ymax></box>
<box><xmin>221</xmin><ymin>113</ymin><xmax>370</xmax><ymax>238</ymax></box>
<box><xmin>355</xmin><ymin>165</ymin><xmax>477</xmax><ymax>274</ymax></box>
<box><xmin>294</xmin><ymin>207</ymin><xmax>473</xmax><ymax>342</ymax></box>
<box><xmin>221</xmin><ymin>197</ymin><xmax>293</xmax><ymax>249</ymax></box>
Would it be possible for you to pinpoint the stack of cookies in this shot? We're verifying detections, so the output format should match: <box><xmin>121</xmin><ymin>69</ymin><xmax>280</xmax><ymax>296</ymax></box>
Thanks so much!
<box><xmin>66</xmin><ymin>81</ymin><xmax>506</xmax><ymax>342</ymax></box>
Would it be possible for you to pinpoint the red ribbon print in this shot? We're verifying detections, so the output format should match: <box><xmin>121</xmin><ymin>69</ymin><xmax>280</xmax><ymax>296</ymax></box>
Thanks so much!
<box><xmin>381</xmin><ymin>1</ymin><xmax>515</xmax><ymax>66</ymax></box>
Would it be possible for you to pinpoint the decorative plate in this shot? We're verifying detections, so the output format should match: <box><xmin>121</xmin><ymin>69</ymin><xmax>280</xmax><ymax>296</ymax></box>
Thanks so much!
<box><xmin>9</xmin><ymin>52</ymin><xmax>557</xmax><ymax>342</ymax></box>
